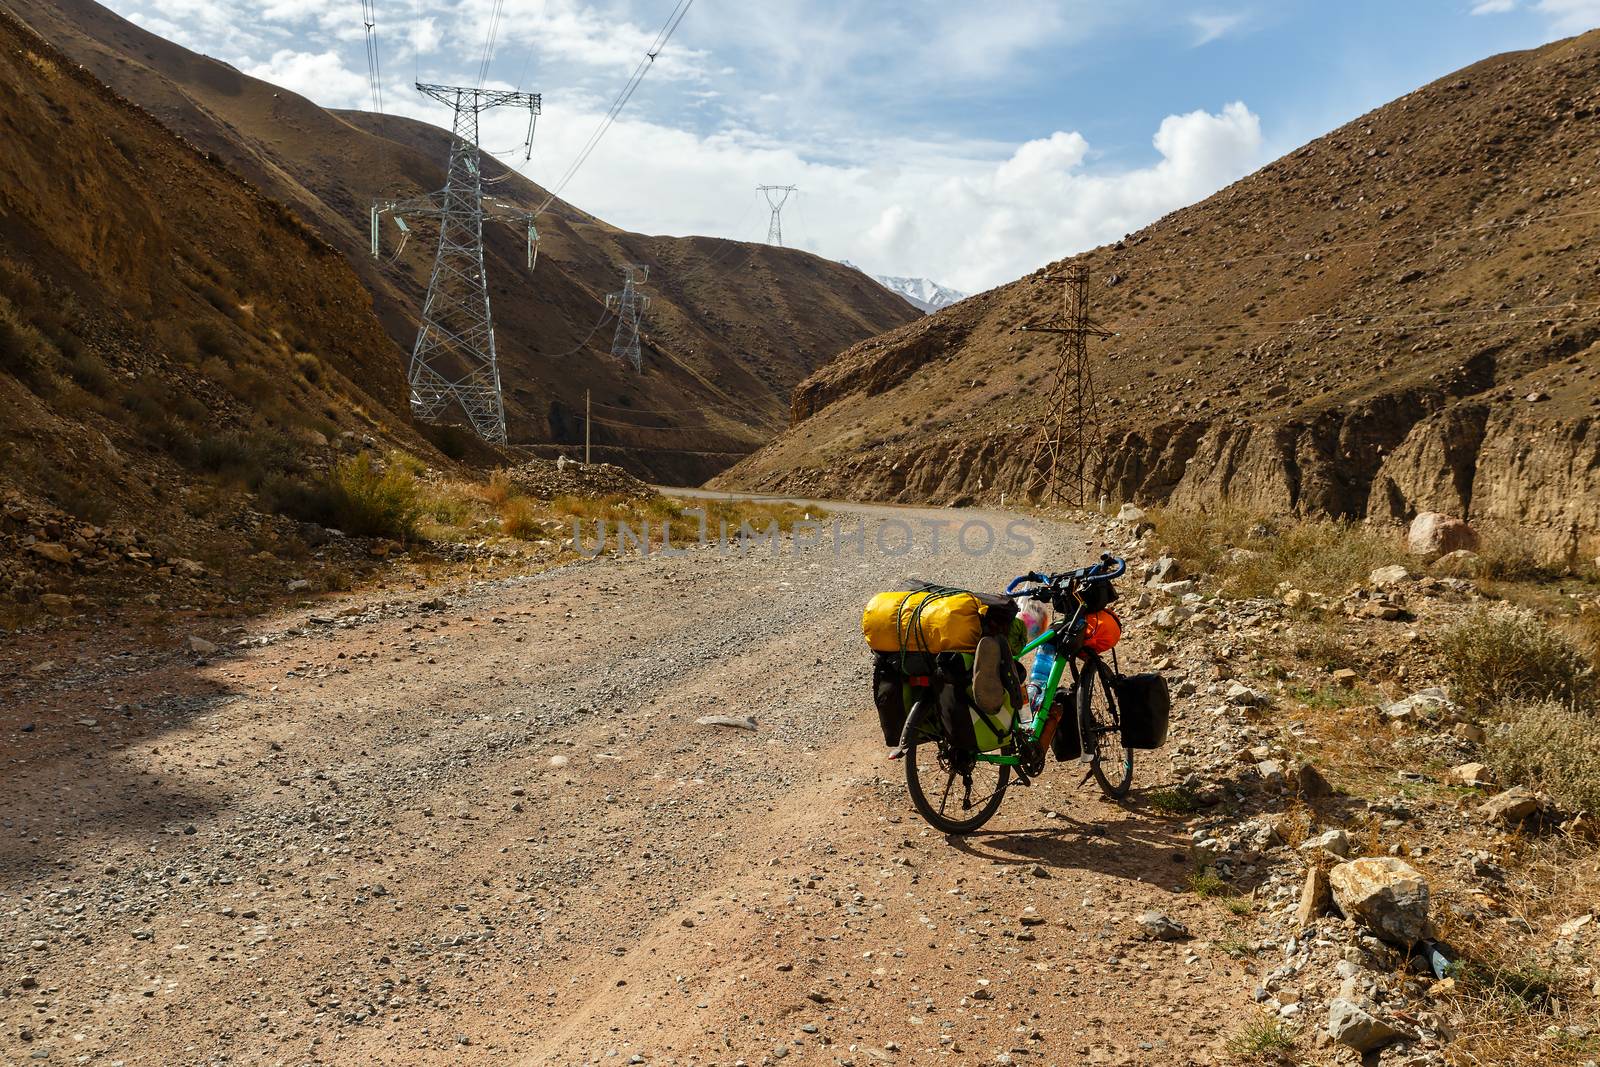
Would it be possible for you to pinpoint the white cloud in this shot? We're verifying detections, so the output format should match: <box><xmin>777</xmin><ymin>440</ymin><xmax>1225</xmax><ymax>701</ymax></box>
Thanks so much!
<box><xmin>243</xmin><ymin>50</ymin><xmax>372</xmax><ymax>108</ymax></box>
<box><xmin>1469</xmin><ymin>0</ymin><xmax>1600</xmax><ymax>32</ymax></box>
<box><xmin>1189</xmin><ymin>12</ymin><xmax>1246</xmax><ymax>45</ymax></box>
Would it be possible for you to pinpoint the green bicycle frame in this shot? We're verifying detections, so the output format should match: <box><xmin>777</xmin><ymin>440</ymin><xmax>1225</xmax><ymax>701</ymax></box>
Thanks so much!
<box><xmin>973</xmin><ymin>617</ymin><xmax>1080</xmax><ymax>767</ymax></box>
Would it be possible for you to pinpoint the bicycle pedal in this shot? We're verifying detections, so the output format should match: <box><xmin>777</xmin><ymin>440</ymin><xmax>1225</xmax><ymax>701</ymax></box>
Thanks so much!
<box><xmin>887</xmin><ymin>746</ymin><xmax>906</xmax><ymax>761</ymax></box>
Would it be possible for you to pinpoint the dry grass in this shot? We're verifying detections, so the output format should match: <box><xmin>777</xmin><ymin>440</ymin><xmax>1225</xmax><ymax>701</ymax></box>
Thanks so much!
<box><xmin>498</xmin><ymin>497</ymin><xmax>544</xmax><ymax>540</ymax></box>
<box><xmin>1485</xmin><ymin>701</ymin><xmax>1600</xmax><ymax>815</ymax></box>
<box><xmin>1225</xmin><ymin>1018</ymin><xmax>1298</xmax><ymax>1063</ymax></box>
<box><xmin>1145</xmin><ymin>506</ymin><xmax>1407</xmax><ymax>599</ymax></box>
<box><xmin>1437</xmin><ymin>606</ymin><xmax>1597</xmax><ymax>715</ymax></box>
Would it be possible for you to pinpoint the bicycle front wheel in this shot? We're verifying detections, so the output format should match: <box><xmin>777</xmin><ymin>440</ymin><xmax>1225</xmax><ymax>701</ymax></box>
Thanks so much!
<box><xmin>903</xmin><ymin>700</ymin><xmax>1010</xmax><ymax>835</ymax></box>
<box><xmin>1077</xmin><ymin>656</ymin><xmax>1134</xmax><ymax>798</ymax></box>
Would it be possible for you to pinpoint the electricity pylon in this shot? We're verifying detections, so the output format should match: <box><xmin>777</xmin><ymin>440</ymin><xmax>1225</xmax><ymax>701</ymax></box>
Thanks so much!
<box><xmin>368</xmin><ymin>82</ymin><xmax>540</xmax><ymax>445</ymax></box>
<box><xmin>1020</xmin><ymin>263</ymin><xmax>1113</xmax><ymax>506</ymax></box>
<box><xmin>605</xmin><ymin>264</ymin><xmax>651</xmax><ymax>372</ymax></box>
<box><xmin>757</xmin><ymin>184</ymin><xmax>797</xmax><ymax>246</ymax></box>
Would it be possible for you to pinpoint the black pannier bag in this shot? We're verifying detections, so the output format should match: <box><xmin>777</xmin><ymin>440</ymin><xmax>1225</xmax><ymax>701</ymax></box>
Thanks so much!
<box><xmin>1116</xmin><ymin>673</ymin><xmax>1171</xmax><ymax>750</ymax></box>
<box><xmin>1050</xmin><ymin>685</ymin><xmax>1083</xmax><ymax>761</ymax></box>
<box><xmin>1080</xmin><ymin>578</ymin><xmax>1119</xmax><ymax>614</ymax></box>
<box><xmin>873</xmin><ymin>651</ymin><xmax>937</xmax><ymax>746</ymax></box>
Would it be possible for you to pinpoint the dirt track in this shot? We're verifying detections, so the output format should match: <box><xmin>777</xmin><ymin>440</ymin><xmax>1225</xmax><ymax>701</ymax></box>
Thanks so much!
<box><xmin>1</xmin><ymin>503</ymin><xmax>1254</xmax><ymax>1066</ymax></box>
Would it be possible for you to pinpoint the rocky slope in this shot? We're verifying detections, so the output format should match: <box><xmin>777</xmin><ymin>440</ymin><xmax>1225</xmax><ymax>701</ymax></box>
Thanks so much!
<box><xmin>12</xmin><ymin>0</ymin><xmax>919</xmax><ymax>483</ymax></box>
<box><xmin>0</xmin><ymin>7</ymin><xmax>442</xmax><ymax>618</ymax></box>
<box><xmin>721</xmin><ymin>30</ymin><xmax>1600</xmax><ymax>562</ymax></box>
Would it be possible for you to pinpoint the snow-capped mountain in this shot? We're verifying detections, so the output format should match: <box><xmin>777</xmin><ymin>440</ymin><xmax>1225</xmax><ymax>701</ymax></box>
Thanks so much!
<box><xmin>842</xmin><ymin>262</ymin><xmax>966</xmax><ymax>314</ymax></box>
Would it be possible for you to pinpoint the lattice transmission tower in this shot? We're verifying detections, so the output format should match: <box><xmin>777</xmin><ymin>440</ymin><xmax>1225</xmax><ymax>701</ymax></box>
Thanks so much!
<box><xmin>369</xmin><ymin>83</ymin><xmax>540</xmax><ymax>445</ymax></box>
<box><xmin>605</xmin><ymin>264</ymin><xmax>651</xmax><ymax>372</ymax></box>
<box><xmin>757</xmin><ymin>184</ymin><xmax>797</xmax><ymax>246</ymax></box>
<box><xmin>1021</xmin><ymin>264</ymin><xmax>1113</xmax><ymax>506</ymax></box>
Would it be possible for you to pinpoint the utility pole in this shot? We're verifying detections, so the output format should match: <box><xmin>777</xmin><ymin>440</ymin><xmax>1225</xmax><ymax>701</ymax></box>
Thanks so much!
<box><xmin>1020</xmin><ymin>263</ymin><xmax>1113</xmax><ymax>506</ymax></box>
<box><xmin>757</xmin><ymin>184</ymin><xmax>797</xmax><ymax>246</ymax></box>
<box><xmin>584</xmin><ymin>388</ymin><xmax>591</xmax><ymax>465</ymax></box>
<box><xmin>605</xmin><ymin>264</ymin><xmax>651</xmax><ymax>372</ymax></box>
<box><xmin>369</xmin><ymin>82</ymin><xmax>541</xmax><ymax>445</ymax></box>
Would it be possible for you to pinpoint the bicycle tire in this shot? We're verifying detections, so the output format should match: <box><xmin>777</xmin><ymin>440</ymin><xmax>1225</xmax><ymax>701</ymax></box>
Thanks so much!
<box><xmin>1077</xmin><ymin>656</ymin><xmax>1134</xmax><ymax>798</ymax></box>
<box><xmin>902</xmin><ymin>700</ymin><xmax>1010</xmax><ymax>835</ymax></box>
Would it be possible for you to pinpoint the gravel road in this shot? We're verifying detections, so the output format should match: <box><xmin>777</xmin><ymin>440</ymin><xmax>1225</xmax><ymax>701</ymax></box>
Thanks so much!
<box><xmin>1</xmin><ymin>502</ymin><xmax>1253</xmax><ymax>1066</ymax></box>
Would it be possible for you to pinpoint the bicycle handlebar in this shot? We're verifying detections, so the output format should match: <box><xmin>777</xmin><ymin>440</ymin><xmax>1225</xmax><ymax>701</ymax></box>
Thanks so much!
<box><xmin>1005</xmin><ymin>553</ymin><xmax>1126</xmax><ymax>601</ymax></box>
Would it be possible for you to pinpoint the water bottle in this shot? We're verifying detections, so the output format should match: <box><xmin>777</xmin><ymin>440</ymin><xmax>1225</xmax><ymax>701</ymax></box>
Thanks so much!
<box><xmin>1026</xmin><ymin>640</ymin><xmax>1057</xmax><ymax>713</ymax></box>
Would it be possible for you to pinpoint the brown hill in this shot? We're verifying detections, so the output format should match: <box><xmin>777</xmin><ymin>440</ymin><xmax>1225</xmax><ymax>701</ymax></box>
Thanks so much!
<box><xmin>0</xmin><ymin>6</ymin><xmax>441</xmax><ymax>613</ymax></box>
<box><xmin>11</xmin><ymin>0</ymin><xmax>919</xmax><ymax>483</ymax></box>
<box><xmin>720</xmin><ymin>31</ymin><xmax>1600</xmax><ymax>563</ymax></box>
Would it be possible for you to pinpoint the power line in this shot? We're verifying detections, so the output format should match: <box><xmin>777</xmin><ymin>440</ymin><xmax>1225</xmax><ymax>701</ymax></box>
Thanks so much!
<box><xmin>474</xmin><ymin>0</ymin><xmax>506</xmax><ymax>89</ymax></box>
<box><xmin>534</xmin><ymin>0</ymin><xmax>694</xmax><ymax>215</ymax></box>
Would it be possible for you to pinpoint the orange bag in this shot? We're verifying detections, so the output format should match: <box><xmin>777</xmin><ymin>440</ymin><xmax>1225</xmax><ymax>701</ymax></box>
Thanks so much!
<box><xmin>1081</xmin><ymin>609</ymin><xmax>1121</xmax><ymax>653</ymax></box>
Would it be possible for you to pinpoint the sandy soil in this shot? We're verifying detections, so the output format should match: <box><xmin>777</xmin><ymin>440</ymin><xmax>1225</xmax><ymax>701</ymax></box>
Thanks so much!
<box><xmin>0</xmin><ymin>503</ymin><xmax>1255</xmax><ymax>1066</ymax></box>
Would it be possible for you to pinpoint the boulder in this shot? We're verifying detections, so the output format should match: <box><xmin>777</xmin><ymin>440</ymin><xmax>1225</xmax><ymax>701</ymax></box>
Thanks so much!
<box><xmin>1296</xmin><ymin>761</ymin><xmax>1333</xmax><ymax>799</ymax></box>
<box><xmin>1326</xmin><ymin>998</ymin><xmax>1406</xmax><ymax>1053</ymax></box>
<box><xmin>1116</xmin><ymin>503</ymin><xmax>1145</xmax><ymax>523</ymax></box>
<box><xmin>39</xmin><ymin>593</ymin><xmax>74</xmax><ymax>616</ymax></box>
<box><xmin>1382</xmin><ymin>688</ymin><xmax>1452</xmax><ymax>723</ymax></box>
<box><xmin>1478</xmin><ymin>786</ymin><xmax>1540</xmax><ymax>825</ymax></box>
<box><xmin>1152</xmin><ymin>606</ymin><xmax>1193</xmax><ymax>629</ymax></box>
<box><xmin>1147</xmin><ymin>556</ymin><xmax>1182</xmax><ymax>583</ymax></box>
<box><xmin>1301</xmin><ymin>828</ymin><xmax>1353</xmax><ymax>858</ymax></box>
<box><xmin>1368</xmin><ymin>564</ymin><xmax>1412</xmax><ymax>589</ymax></box>
<box><xmin>1226</xmin><ymin>682</ymin><xmax>1264</xmax><ymax>707</ymax></box>
<box><xmin>1329</xmin><ymin>857</ymin><xmax>1431</xmax><ymax>945</ymax></box>
<box><xmin>186</xmin><ymin>635</ymin><xmax>219</xmax><ymax>656</ymax></box>
<box><xmin>1407</xmin><ymin>512</ymin><xmax>1478</xmax><ymax>560</ymax></box>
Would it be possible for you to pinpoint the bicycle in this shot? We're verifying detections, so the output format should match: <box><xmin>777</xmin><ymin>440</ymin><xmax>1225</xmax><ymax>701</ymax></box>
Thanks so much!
<box><xmin>892</xmin><ymin>554</ymin><xmax>1135</xmax><ymax>835</ymax></box>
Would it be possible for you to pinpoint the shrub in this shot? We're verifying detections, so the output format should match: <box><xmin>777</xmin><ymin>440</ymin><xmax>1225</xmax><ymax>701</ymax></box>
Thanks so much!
<box><xmin>1485</xmin><ymin>701</ymin><xmax>1600</xmax><ymax>814</ymax></box>
<box><xmin>500</xmin><ymin>497</ymin><xmax>542</xmax><ymax>539</ymax></box>
<box><xmin>1225</xmin><ymin>1018</ymin><xmax>1297</xmax><ymax>1062</ymax></box>
<box><xmin>0</xmin><ymin>303</ymin><xmax>55</xmax><ymax>389</ymax></box>
<box><xmin>1438</xmin><ymin>607</ymin><xmax>1596</xmax><ymax>714</ymax></box>
<box><xmin>294</xmin><ymin>351</ymin><xmax>322</xmax><ymax>384</ymax></box>
<box><xmin>329</xmin><ymin>454</ymin><xmax>423</xmax><ymax>539</ymax></box>
<box><xmin>262</xmin><ymin>456</ymin><xmax>423</xmax><ymax>541</ymax></box>
<box><xmin>196</xmin><ymin>429</ymin><xmax>298</xmax><ymax>487</ymax></box>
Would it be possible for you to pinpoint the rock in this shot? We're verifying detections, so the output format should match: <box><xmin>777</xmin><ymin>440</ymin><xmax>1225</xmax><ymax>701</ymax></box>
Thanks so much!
<box><xmin>1148</xmin><ymin>556</ymin><xmax>1182</xmax><ymax>584</ymax></box>
<box><xmin>1134</xmin><ymin>911</ymin><xmax>1189</xmax><ymax>941</ymax></box>
<box><xmin>29</xmin><ymin>542</ymin><xmax>73</xmax><ymax>565</ymax></box>
<box><xmin>1295</xmin><ymin>865</ymin><xmax>1332</xmax><ymax>928</ymax></box>
<box><xmin>1331</xmin><ymin>668</ymin><xmax>1359</xmax><ymax>688</ymax></box>
<box><xmin>1280</xmin><ymin>588</ymin><xmax>1316</xmax><ymax>610</ymax></box>
<box><xmin>1383</xmin><ymin>688</ymin><xmax>1452</xmax><ymax>722</ymax></box>
<box><xmin>171</xmin><ymin>557</ymin><xmax>206</xmax><ymax>577</ymax></box>
<box><xmin>1448</xmin><ymin>762</ymin><xmax>1494</xmax><ymax>788</ymax></box>
<box><xmin>1225</xmin><ymin>682</ymin><xmax>1263</xmax><ymax>706</ymax></box>
<box><xmin>1117</xmin><ymin>504</ymin><xmax>1145</xmax><ymax>523</ymax></box>
<box><xmin>696</xmin><ymin>715</ymin><xmax>758</xmax><ymax>732</ymax></box>
<box><xmin>1478</xmin><ymin>786</ymin><xmax>1540</xmax><ymax>824</ymax></box>
<box><xmin>1433</xmin><ymin>549</ymin><xmax>1483</xmax><ymax>578</ymax></box>
<box><xmin>1256</xmin><ymin>759</ymin><xmax>1285</xmax><ymax>784</ymax></box>
<box><xmin>1155</xmin><ymin>579</ymin><xmax>1197</xmax><ymax>597</ymax></box>
<box><xmin>1407</xmin><ymin>512</ymin><xmax>1478</xmax><ymax>560</ymax></box>
<box><xmin>286</xmin><ymin>578</ymin><xmax>312</xmax><ymax>593</ymax></box>
<box><xmin>1302</xmin><ymin>828</ymin><xmax>1353</xmax><ymax>858</ymax></box>
<box><xmin>1326</xmin><ymin>997</ymin><xmax>1406</xmax><ymax>1053</ymax></box>
<box><xmin>1453</xmin><ymin>722</ymin><xmax>1487</xmax><ymax>744</ymax></box>
<box><xmin>187</xmin><ymin>635</ymin><xmax>219</xmax><ymax>656</ymax></box>
<box><xmin>1329</xmin><ymin>857</ymin><xmax>1431</xmax><ymax>945</ymax></box>
<box><xmin>1152</xmin><ymin>606</ymin><xmax>1193</xmax><ymax>629</ymax></box>
<box><xmin>1296</xmin><ymin>761</ymin><xmax>1334</xmax><ymax>799</ymax></box>
<box><xmin>1368</xmin><ymin>564</ymin><xmax>1412</xmax><ymax>588</ymax></box>
<box><xmin>39</xmin><ymin>593</ymin><xmax>74</xmax><ymax>616</ymax></box>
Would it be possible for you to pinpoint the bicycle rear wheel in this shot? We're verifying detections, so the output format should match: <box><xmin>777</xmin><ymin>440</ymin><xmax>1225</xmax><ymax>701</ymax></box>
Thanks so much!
<box><xmin>902</xmin><ymin>700</ymin><xmax>1010</xmax><ymax>835</ymax></box>
<box><xmin>1077</xmin><ymin>656</ymin><xmax>1133</xmax><ymax>798</ymax></box>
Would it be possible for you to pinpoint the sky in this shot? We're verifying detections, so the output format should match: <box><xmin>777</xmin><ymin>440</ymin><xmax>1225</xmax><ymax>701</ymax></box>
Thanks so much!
<box><xmin>103</xmin><ymin>0</ymin><xmax>1600</xmax><ymax>294</ymax></box>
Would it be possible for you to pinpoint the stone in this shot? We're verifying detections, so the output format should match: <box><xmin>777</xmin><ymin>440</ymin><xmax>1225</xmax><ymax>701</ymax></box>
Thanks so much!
<box><xmin>29</xmin><ymin>542</ymin><xmax>72</xmax><ymax>565</ymax></box>
<box><xmin>1368</xmin><ymin>564</ymin><xmax>1412</xmax><ymax>589</ymax></box>
<box><xmin>1281</xmin><ymin>588</ymin><xmax>1311</xmax><ymax>609</ymax></box>
<box><xmin>1453</xmin><ymin>722</ymin><xmax>1487</xmax><ymax>744</ymax></box>
<box><xmin>1117</xmin><ymin>504</ymin><xmax>1145</xmax><ymax>523</ymax></box>
<box><xmin>1448</xmin><ymin>762</ymin><xmax>1493</xmax><ymax>788</ymax></box>
<box><xmin>1329</xmin><ymin>857</ymin><xmax>1430</xmax><ymax>945</ymax></box>
<box><xmin>1225</xmin><ymin>682</ymin><xmax>1263</xmax><ymax>706</ymax></box>
<box><xmin>1433</xmin><ymin>549</ymin><xmax>1484</xmax><ymax>578</ymax></box>
<box><xmin>1295</xmin><ymin>865</ymin><xmax>1332</xmax><ymax>928</ymax></box>
<box><xmin>1331</xmin><ymin>669</ymin><xmax>1359</xmax><ymax>688</ymax></box>
<box><xmin>1301</xmin><ymin>828</ymin><xmax>1353</xmax><ymax>858</ymax></box>
<box><xmin>1296</xmin><ymin>761</ymin><xmax>1334</xmax><ymax>799</ymax></box>
<box><xmin>1134</xmin><ymin>911</ymin><xmax>1189</xmax><ymax>941</ymax></box>
<box><xmin>187</xmin><ymin>635</ymin><xmax>219</xmax><ymax>656</ymax></box>
<box><xmin>1479</xmin><ymin>786</ymin><xmax>1540</xmax><ymax>824</ymax></box>
<box><xmin>1148</xmin><ymin>556</ymin><xmax>1183</xmax><ymax>584</ymax></box>
<box><xmin>286</xmin><ymin>578</ymin><xmax>312</xmax><ymax>593</ymax></box>
<box><xmin>1256</xmin><ymin>759</ymin><xmax>1285</xmax><ymax>784</ymax></box>
<box><xmin>696</xmin><ymin>715</ymin><xmax>758</xmax><ymax>732</ymax></box>
<box><xmin>1152</xmin><ymin>606</ymin><xmax>1193</xmax><ymax>629</ymax></box>
<box><xmin>1383</xmin><ymin>688</ymin><xmax>1452</xmax><ymax>722</ymax></box>
<box><xmin>1326</xmin><ymin>998</ymin><xmax>1406</xmax><ymax>1053</ymax></box>
<box><xmin>1407</xmin><ymin>512</ymin><xmax>1478</xmax><ymax>560</ymax></box>
<box><xmin>39</xmin><ymin>593</ymin><xmax>74</xmax><ymax>616</ymax></box>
